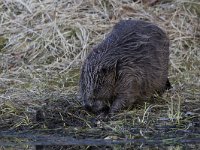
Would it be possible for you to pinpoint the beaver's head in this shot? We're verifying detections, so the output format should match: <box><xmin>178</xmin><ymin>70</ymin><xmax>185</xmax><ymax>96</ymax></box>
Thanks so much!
<box><xmin>79</xmin><ymin>51</ymin><xmax>117</xmax><ymax>114</ymax></box>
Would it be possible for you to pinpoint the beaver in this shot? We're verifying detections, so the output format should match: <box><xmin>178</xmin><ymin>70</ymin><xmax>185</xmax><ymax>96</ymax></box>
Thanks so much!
<box><xmin>79</xmin><ymin>20</ymin><xmax>171</xmax><ymax>114</ymax></box>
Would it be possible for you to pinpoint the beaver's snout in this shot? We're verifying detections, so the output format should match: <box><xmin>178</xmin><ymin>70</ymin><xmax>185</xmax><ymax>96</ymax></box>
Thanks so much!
<box><xmin>84</xmin><ymin>100</ymin><xmax>109</xmax><ymax>114</ymax></box>
<box><xmin>84</xmin><ymin>104</ymin><xmax>93</xmax><ymax>112</ymax></box>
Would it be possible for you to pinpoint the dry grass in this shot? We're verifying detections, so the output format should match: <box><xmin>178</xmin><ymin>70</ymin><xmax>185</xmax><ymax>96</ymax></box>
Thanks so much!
<box><xmin>0</xmin><ymin>0</ymin><xmax>199</xmax><ymax>143</ymax></box>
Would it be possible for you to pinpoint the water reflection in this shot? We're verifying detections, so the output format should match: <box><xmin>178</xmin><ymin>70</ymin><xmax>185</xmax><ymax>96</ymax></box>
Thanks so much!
<box><xmin>35</xmin><ymin>145</ymin><xmax>113</xmax><ymax>150</ymax></box>
<box><xmin>0</xmin><ymin>143</ymin><xmax>200</xmax><ymax>150</ymax></box>
<box><xmin>0</xmin><ymin>131</ymin><xmax>200</xmax><ymax>150</ymax></box>
<box><xmin>0</xmin><ymin>144</ymin><xmax>198</xmax><ymax>150</ymax></box>
<box><xmin>35</xmin><ymin>143</ymin><xmax>200</xmax><ymax>150</ymax></box>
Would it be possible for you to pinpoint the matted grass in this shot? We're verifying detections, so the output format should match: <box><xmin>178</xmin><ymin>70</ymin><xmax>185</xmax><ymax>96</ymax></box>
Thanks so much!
<box><xmin>0</xmin><ymin>0</ymin><xmax>199</xmax><ymax>145</ymax></box>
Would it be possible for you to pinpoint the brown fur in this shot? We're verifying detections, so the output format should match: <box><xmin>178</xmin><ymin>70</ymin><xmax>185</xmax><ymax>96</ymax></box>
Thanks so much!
<box><xmin>79</xmin><ymin>20</ymin><xmax>171</xmax><ymax>114</ymax></box>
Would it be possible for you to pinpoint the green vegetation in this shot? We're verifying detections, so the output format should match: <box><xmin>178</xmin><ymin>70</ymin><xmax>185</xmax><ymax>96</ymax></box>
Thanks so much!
<box><xmin>0</xmin><ymin>0</ymin><xmax>199</xmax><ymax>147</ymax></box>
<box><xmin>0</xmin><ymin>36</ymin><xmax>7</xmax><ymax>52</ymax></box>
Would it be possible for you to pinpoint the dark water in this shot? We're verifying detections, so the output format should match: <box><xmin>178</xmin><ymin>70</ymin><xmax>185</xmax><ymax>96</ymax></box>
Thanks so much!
<box><xmin>0</xmin><ymin>131</ymin><xmax>200</xmax><ymax>150</ymax></box>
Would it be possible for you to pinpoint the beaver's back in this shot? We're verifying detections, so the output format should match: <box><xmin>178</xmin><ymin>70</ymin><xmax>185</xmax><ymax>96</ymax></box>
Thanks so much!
<box><xmin>98</xmin><ymin>20</ymin><xmax>169</xmax><ymax>85</ymax></box>
<box><xmin>115</xmin><ymin>20</ymin><xmax>169</xmax><ymax>95</ymax></box>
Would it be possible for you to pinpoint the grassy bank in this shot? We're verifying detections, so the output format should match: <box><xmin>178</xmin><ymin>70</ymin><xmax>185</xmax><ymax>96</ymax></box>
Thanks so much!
<box><xmin>0</xmin><ymin>0</ymin><xmax>199</xmax><ymax>143</ymax></box>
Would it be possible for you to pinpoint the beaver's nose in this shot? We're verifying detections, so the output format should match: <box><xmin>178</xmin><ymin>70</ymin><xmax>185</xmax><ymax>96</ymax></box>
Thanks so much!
<box><xmin>84</xmin><ymin>104</ymin><xmax>93</xmax><ymax>113</ymax></box>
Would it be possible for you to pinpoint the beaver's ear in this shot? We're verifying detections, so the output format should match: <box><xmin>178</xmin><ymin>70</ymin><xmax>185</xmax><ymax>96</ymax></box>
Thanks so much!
<box><xmin>100</xmin><ymin>60</ymin><xmax>118</xmax><ymax>76</ymax></box>
<box><xmin>101</xmin><ymin>67</ymin><xmax>107</xmax><ymax>74</ymax></box>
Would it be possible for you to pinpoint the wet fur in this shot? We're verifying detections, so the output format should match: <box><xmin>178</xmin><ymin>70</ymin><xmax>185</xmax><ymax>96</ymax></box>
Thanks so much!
<box><xmin>79</xmin><ymin>20</ymin><xmax>170</xmax><ymax>114</ymax></box>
